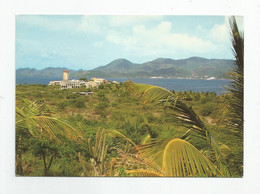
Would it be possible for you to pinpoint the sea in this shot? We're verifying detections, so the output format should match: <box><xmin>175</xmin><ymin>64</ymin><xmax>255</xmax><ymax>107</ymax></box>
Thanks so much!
<box><xmin>16</xmin><ymin>77</ymin><xmax>231</xmax><ymax>95</ymax></box>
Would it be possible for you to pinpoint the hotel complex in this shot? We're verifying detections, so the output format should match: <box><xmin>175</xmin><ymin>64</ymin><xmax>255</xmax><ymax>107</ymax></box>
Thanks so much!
<box><xmin>49</xmin><ymin>70</ymin><xmax>111</xmax><ymax>89</ymax></box>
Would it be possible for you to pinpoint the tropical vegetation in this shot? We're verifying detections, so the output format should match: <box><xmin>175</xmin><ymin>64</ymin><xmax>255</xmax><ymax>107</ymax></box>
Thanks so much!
<box><xmin>15</xmin><ymin>17</ymin><xmax>243</xmax><ymax>177</ymax></box>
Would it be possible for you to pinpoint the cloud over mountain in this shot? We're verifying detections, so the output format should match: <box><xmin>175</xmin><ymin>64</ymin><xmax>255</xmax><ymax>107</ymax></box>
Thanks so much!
<box><xmin>16</xmin><ymin>15</ymin><xmax>242</xmax><ymax>70</ymax></box>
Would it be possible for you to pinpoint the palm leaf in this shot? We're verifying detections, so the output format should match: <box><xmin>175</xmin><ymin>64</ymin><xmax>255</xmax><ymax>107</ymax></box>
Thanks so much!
<box><xmin>136</xmin><ymin>138</ymin><xmax>220</xmax><ymax>177</ymax></box>
<box><xmin>140</xmin><ymin>134</ymin><xmax>151</xmax><ymax>145</ymax></box>
<box><xmin>135</xmin><ymin>138</ymin><xmax>168</xmax><ymax>172</ymax></box>
<box><xmin>125</xmin><ymin>81</ymin><xmax>231</xmax><ymax>176</ymax></box>
<box><xmin>162</xmin><ymin>138</ymin><xmax>218</xmax><ymax>176</ymax></box>
<box><xmin>226</xmin><ymin>16</ymin><xmax>244</xmax><ymax>136</ymax></box>
<box><xmin>125</xmin><ymin>81</ymin><xmax>173</xmax><ymax>104</ymax></box>
<box><xmin>106</xmin><ymin>129</ymin><xmax>136</xmax><ymax>146</ymax></box>
<box><xmin>16</xmin><ymin>98</ymin><xmax>82</xmax><ymax>142</ymax></box>
<box><xmin>126</xmin><ymin>169</ymin><xmax>164</xmax><ymax>177</ymax></box>
<box><xmin>125</xmin><ymin>82</ymin><xmax>209</xmax><ymax>141</ymax></box>
<box><xmin>87</xmin><ymin>128</ymin><xmax>109</xmax><ymax>176</ymax></box>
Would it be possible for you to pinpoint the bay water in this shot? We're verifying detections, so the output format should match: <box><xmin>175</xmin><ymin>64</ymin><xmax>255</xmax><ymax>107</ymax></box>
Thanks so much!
<box><xmin>16</xmin><ymin>77</ymin><xmax>231</xmax><ymax>95</ymax></box>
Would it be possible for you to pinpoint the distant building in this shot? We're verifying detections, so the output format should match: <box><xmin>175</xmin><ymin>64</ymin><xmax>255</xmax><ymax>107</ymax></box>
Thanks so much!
<box><xmin>60</xmin><ymin>80</ymin><xmax>87</xmax><ymax>89</ymax></box>
<box><xmin>49</xmin><ymin>70</ymin><xmax>70</xmax><ymax>86</ymax></box>
<box><xmin>63</xmin><ymin>70</ymin><xmax>69</xmax><ymax>81</ymax></box>
<box><xmin>85</xmin><ymin>81</ymin><xmax>98</xmax><ymax>88</ymax></box>
<box><xmin>48</xmin><ymin>71</ymin><xmax>111</xmax><ymax>89</ymax></box>
<box><xmin>85</xmin><ymin>78</ymin><xmax>110</xmax><ymax>88</ymax></box>
<box><xmin>49</xmin><ymin>81</ymin><xmax>62</xmax><ymax>85</ymax></box>
<box><xmin>49</xmin><ymin>70</ymin><xmax>87</xmax><ymax>89</ymax></box>
<box><xmin>91</xmin><ymin>78</ymin><xmax>108</xmax><ymax>84</ymax></box>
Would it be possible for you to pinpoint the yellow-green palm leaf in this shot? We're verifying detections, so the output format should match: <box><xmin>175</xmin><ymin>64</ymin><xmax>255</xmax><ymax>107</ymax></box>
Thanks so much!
<box><xmin>16</xmin><ymin>98</ymin><xmax>82</xmax><ymax>142</ymax></box>
<box><xmin>125</xmin><ymin>81</ymin><xmax>173</xmax><ymax>104</ymax></box>
<box><xmin>162</xmin><ymin>138</ymin><xmax>218</xmax><ymax>176</ymax></box>
<box><xmin>136</xmin><ymin>138</ymin><xmax>220</xmax><ymax>177</ymax></box>
<box><xmin>125</xmin><ymin>81</ymin><xmax>206</xmax><ymax>138</ymax></box>
<box><xmin>126</xmin><ymin>169</ymin><xmax>163</xmax><ymax>177</ymax></box>
<box><xmin>125</xmin><ymin>81</ymin><xmax>231</xmax><ymax>176</ymax></box>
<box><xmin>106</xmin><ymin>129</ymin><xmax>136</xmax><ymax>146</ymax></box>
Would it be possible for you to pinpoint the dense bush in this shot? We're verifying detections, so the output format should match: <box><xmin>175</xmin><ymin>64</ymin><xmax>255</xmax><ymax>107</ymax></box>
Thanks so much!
<box><xmin>200</xmin><ymin>103</ymin><xmax>215</xmax><ymax>116</ymax></box>
<box><xmin>95</xmin><ymin>102</ymin><xmax>109</xmax><ymax>114</ymax></box>
<box><xmin>71</xmin><ymin>98</ymin><xmax>86</xmax><ymax>108</ymax></box>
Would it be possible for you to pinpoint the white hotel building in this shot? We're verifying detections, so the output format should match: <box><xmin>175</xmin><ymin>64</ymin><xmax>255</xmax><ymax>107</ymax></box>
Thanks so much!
<box><xmin>49</xmin><ymin>70</ymin><xmax>108</xmax><ymax>89</ymax></box>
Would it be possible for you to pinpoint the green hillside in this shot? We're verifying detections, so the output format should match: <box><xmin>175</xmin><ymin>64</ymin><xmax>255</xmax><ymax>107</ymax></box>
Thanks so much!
<box><xmin>16</xmin><ymin>57</ymin><xmax>234</xmax><ymax>80</ymax></box>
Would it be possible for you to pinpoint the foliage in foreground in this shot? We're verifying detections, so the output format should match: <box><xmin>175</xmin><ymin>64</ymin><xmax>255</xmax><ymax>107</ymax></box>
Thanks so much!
<box><xmin>15</xmin><ymin>80</ymin><xmax>241</xmax><ymax>177</ymax></box>
<box><xmin>15</xmin><ymin>17</ymin><xmax>243</xmax><ymax>177</ymax></box>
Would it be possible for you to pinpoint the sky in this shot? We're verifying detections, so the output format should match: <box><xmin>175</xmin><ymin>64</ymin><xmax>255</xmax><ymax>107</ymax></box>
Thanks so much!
<box><xmin>16</xmin><ymin>15</ymin><xmax>243</xmax><ymax>70</ymax></box>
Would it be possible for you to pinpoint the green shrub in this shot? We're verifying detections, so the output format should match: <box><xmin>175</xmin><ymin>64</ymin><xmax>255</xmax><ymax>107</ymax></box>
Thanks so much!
<box><xmin>97</xmin><ymin>90</ymin><xmax>107</xmax><ymax>101</ymax></box>
<box><xmin>57</xmin><ymin>101</ymin><xmax>67</xmax><ymax>110</ymax></box>
<box><xmin>200</xmin><ymin>96</ymin><xmax>212</xmax><ymax>104</ymax></box>
<box><xmin>72</xmin><ymin>98</ymin><xmax>86</xmax><ymax>108</ymax></box>
<box><xmin>200</xmin><ymin>104</ymin><xmax>215</xmax><ymax>116</ymax></box>
<box><xmin>95</xmin><ymin>102</ymin><xmax>109</xmax><ymax>114</ymax></box>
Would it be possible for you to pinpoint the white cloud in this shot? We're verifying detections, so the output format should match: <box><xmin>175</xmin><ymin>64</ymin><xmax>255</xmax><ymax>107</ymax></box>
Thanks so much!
<box><xmin>17</xmin><ymin>15</ymin><xmax>235</xmax><ymax>61</ymax></box>
<box><xmin>106</xmin><ymin>21</ymin><xmax>216</xmax><ymax>57</ymax></box>
<box><xmin>208</xmin><ymin>23</ymin><xmax>229</xmax><ymax>43</ymax></box>
<box><xmin>78</xmin><ymin>15</ymin><xmax>164</xmax><ymax>35</ymax></box>
<box><xmin>206</xmin><ymin>16</ymin><xmax>244</xmax><ymax>47</ymax></box>
<box><xmin>157</xmin><ymin>21</ymin><xmax>172</xmax><ymax>32</ymax></box>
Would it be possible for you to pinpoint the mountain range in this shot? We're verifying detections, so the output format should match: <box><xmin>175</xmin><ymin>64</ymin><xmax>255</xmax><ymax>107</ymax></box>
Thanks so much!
<box><xmin>16</xmin><ymin>57</ymin><xmax>234</xmax><ymax>81</ymax></box>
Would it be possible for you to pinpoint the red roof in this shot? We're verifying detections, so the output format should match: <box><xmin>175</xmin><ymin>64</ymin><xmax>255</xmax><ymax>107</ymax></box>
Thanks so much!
<box><xmin>64</xmin><ymin>70</ymin><xmax>69</xmax><ymax>72</ymax></box>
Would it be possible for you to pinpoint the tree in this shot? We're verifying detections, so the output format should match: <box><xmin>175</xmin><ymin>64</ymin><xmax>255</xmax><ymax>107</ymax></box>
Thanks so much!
<box><xmin>223</xmin><ymin>16</ymin><xmax>244</xmax><ymax>176</ymax></box>
<box><xmin>227</xmin><ymin>16</ymin><xmax>244</xmax><ymax>137</ymax></box>
<box><xmin>16</xmin><ymin>98</ymin><xmax>82</xmax><ymax>175</ymax></box>
<box><xmin>79</xmin><ymin>78</ymin><xmax>87</xmax><ymax>81</ymax></box>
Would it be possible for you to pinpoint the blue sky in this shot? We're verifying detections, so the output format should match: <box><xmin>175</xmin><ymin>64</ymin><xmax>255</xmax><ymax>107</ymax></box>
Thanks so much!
<box><xmin>16</xmin><ymin>15</ymin><xmax>243</xmax><ymax>70</ymax></box>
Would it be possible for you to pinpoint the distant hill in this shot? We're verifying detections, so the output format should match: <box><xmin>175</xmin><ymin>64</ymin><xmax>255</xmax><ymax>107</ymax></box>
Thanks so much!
<box><xmin>91</xmin><ymin>57</ymin><xmax>234</xmax><ymax>79</ymax></box>
<box><xmin>16</xmin><ymin>57</ymin><xmax>235</xmax><ymax>83</ymax></box>
<box><xmin>94</xmin><ymin>59</ymin><xmax>138</xmax><ymax>73</ymax></box>
<box><xmin>16</xmin><ymin>67</ymin><xmax>77</xmax><ymax>84</ymax></box>
<box><xmin>16</xmin><ymin>67</ymin><xmax>76</xmax><ymax>78</ymax></box>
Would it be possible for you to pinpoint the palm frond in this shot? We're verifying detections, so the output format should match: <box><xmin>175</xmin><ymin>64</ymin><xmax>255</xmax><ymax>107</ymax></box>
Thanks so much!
<box><xmin>136</xmin><ymin>138</ymin><xmax>168</xmax><ymax>171</ymax></box>
<box><xmin>226</xmin><ymin>16</ymin><xmax>244</xmax><ymax>134</ymax></box>
<box><xmin>125</xmin><ymin>81</ymin><xmax>174</xmax><ymax>104</ymax></box>
<box><xmin>162</xmin><ymin>138</ymin><xmax>219</xmax><ymax>176</ymax></box>
<box><xmin>136</xmin><ymin>138</ymin><xmax>220</xmax><ymax>177</ymax></box>
<box><xmin>16</xmin><ymin>98</ymin><xmax>82</xmax><ymax>142</ymax></box>
<box><xmin>126</xmin><ymin>169</ymin><xmax>164</xmax><ymax>177</ymax></box>
<box><xmin>125</xmin><ymin>82</ymin><xmax>231</xmax><ymax>176</ymax></box>
<box><xmin>140</xmin><ymin>134</ymin><xmax>151</xmax><ymax>145</ymax></box>
<box><xmin>125</xmin><ymin>82</ymin><xmax>208</xmax><ymax>141</ymax></box>
<box><xmin>88</xmin><ymin>128</ymin><xmax>109</xmax><ymax>176</ymax></box>
<box><xmin>106</xmin><ymin>129</ymin><xmax>136</xmax><ymax>146</ymax></box>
